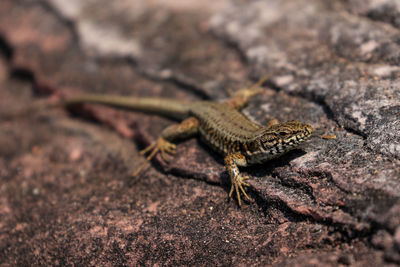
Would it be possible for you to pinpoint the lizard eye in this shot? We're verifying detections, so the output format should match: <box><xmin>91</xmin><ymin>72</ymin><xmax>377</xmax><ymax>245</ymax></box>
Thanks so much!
<box><xmin>279</xmin><ymin>131</ymin><xmax>288</xmax><ymax>137</ymax></box>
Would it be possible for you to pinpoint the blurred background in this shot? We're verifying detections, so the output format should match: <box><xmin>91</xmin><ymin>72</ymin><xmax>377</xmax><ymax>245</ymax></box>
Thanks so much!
<box><xmin>0</xmin><ymin>0</ymin><xmax>399</xmax><ymax>266</ymax></box>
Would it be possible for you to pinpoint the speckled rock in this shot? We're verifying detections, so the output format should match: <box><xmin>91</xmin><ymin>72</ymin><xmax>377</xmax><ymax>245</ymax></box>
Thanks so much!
<box><xmin>0</xmin><ymin>0</ymin><xmax>399</xmax><ymax>266</ymax></box>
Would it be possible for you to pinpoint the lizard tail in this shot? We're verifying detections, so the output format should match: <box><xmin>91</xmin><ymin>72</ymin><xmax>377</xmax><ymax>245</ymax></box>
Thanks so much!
<box><xmin>1</xmin><ymin>95</ymin><xmax>191</xmax><ymax>121</ymax></box>
<box><xmin>64</xmin><ymin>94</ymin><xmax>191</xmax><ymax>120</ymax></box>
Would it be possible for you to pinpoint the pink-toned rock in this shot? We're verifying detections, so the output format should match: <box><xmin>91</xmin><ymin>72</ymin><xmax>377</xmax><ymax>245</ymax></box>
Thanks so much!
<box><xmin>0</xmin><ymin>0</ymin><xmax>399</xmax><ymax>265</ymax></box>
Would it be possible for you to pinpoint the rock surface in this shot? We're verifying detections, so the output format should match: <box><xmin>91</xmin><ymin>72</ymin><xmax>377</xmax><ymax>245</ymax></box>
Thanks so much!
<box><xmin>0</xmin><ymin>0</ymin><xmax>399</xmax><ymax>265</ymax></box>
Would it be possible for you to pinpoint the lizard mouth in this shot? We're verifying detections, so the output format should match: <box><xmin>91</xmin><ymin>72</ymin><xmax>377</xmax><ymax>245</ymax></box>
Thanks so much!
<box><xmin>304</xmin><ymin>124</ymin><xmax>313</xmax><ymax>136</ymax></box>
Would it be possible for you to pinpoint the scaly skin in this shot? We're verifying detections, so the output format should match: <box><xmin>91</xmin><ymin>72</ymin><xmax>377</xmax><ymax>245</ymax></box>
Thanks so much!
<box><xmin>64</xmin><ymin>78</ymin><xmax>313</xmax><ymax>206</ymax></box>
<box><xmin>191</xmin><ymin>102</ymin><xmax>312</xmax><ymax>206</ymax></box>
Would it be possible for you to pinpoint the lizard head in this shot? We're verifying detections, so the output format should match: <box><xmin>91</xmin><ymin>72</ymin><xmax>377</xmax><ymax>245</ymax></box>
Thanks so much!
<box><xmin>246</xmin><ymin>120</ymin><xmax>313</xmax><ymax>164</ymax></box>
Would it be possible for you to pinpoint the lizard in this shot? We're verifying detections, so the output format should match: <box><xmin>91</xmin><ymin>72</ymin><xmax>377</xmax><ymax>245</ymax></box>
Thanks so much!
<box><xmin>60</xmin><ymin>77</ymin><xmax>313</xmax><ymax>206</ymax></box>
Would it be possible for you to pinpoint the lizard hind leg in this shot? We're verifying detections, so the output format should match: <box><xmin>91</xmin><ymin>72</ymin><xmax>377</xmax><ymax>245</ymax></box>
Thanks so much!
<box><xmin>132</xmin><ymin>117</ymin><xmax>199</xmax><ymax>177</ymax></box>
<box><xmin>140</xmin><ymin>137</ymin><xmax>176</xmax><ymax>162</ymax></box>
<box><xmin>132</xmin><ymin>137</ymin><xmax>176</xmax><ymax>177</ymax></box>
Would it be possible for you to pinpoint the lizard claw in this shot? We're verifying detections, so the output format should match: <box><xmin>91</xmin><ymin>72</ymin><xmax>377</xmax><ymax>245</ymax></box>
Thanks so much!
<box><xmin>229</xmin><ymin>175</ymin><xmax>251</xmax><ymax>207</ymax></box>
<box><xmin>141</xmin><ymin>137</ymin><xmax>176</xmax><ymax>161</ymax></box>
<box><xmin>133</xmin><ymin>137</ymin><xmax>176</xmax><ymax>177</ymax></box>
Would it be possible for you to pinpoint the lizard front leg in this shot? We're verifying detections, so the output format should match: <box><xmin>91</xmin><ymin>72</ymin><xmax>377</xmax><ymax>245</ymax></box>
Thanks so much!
<box><xmin>133</xmin><ymin>117</ymin><xmax>199</xmax><ymax>176</ymax></box>
<box><xmin>224</xmin><ymin>152</ymin><xmax>250</xmax><ymax>207</ymax></box>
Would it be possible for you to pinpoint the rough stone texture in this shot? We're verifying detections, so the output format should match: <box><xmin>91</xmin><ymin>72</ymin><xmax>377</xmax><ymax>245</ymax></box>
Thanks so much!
<box><xmin>0</xmin><ymin>0</ymin><xmax>399</xmax><ymax>266</ymax></box>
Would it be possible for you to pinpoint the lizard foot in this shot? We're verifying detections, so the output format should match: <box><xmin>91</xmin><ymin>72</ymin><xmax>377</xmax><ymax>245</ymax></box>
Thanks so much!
<box><xmin>133</xmin><ymin>137</ymin><xmax>176</xmax><ymax>177</ymax></box>
<box><xmin>229</xmin><ymin>175</ymin><xmax>251</xmax><ymax>207</ymax></box>
<box><xmin>140</xmin><ymin>137</ymin><xmax>176</xmax><ymax>162</ymax></box>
